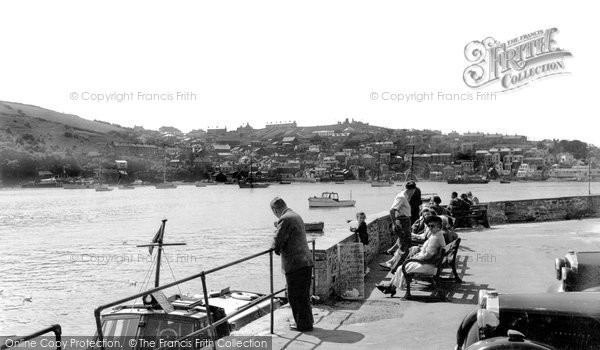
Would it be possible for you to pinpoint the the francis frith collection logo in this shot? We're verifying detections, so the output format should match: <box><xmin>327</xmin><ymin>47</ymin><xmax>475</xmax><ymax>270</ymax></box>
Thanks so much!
<box><xmin>463</xmin><ymin>28</ymin><xmax>572</xmax><ymax>91</ymax></box>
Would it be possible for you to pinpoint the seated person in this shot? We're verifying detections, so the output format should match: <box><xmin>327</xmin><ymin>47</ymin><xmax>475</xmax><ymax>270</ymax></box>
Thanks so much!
<box><xmin>411</xmin><ymin>208</ymin><xmax>434</xmax><ymax>235</ymax></box>
<box><xmin>440</xmin><ymin>215</ymin><xmax>458</xmax><ymax>243</ymax></box>
<box><xmin>467</xmin><ymin>191</ymin><xmax>479</xmax><ymax>205</ymax></box>
<box><xmin>376</xmin><ymin>215</ymin><xmax>447</xmax><ymax>296</ymax></box>
<box><xmin>460</xmin><ymin>193</ymin><xmax>473</xmax><ymax>206</ymax></box>
<box><xmin>428</xmin><ymin>195</ymin><xmax>448</xmax><ymax>216</ymax></box>
<box><xmin>448</xmin><ymin>192</ymin><xmax>470</xmax><ymax>215</ymax></box>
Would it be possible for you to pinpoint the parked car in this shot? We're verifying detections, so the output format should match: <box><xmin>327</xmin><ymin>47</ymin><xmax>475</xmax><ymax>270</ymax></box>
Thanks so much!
<box><xmin>454</xmin><ymin>290</ymin><xmax>600</xmax><ymax>349</ymax></box>
<box><xmin>548</xmin><ymin>250</ymin><xmax>600</xmax><ymax>292</ymax></box>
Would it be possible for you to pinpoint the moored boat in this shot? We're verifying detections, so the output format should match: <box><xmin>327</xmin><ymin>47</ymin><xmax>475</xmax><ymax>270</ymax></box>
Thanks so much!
<box><xmin>238</xmin><ymin>180</ymin><xmax>269</xmax><ymax>188</ymax></box>
<box><xmin>95</xmin><ymin>184</ymin><xmax>113</xmax><ymax>192</ymax></box>
<box><xmin>94</xmin><ymin>220</ymin><xmax>287</xmax><ymax>345</ymax></box>
<box><xmin>305</xmin><ymin>221</ymin><xmax>325</xmax><ymax>232</ymax></box>
<box><xmin>155</xmin><ymin>182</ymin><xmax>177</xmax><ymax>189</ymax></box>
<box><xmin>447</xmin><ymin>176</ymin><xmax>489</xmax><ymax>184</ymax></box>
<box><xmin>63</xmin><ymin>181</ymin><xmax>93</xmax><ymax>189</ymax></box>
<box><xmin>308</xmin><ymin>192</ymin><xmax>355</xmax><ymax>207</ymax></box>
<box><xmin>21</xmin><ymin>177</ymin><xmax>62</xmax><ymax>188</ymax></box>
<box><xmin>371</xmin><ymin>180</ymin><xmax>393</xmax><ymax>187</ymax></box>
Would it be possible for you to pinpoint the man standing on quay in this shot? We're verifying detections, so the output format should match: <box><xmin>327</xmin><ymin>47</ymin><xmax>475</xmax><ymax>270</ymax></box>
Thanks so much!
<box><xmin>389</xmin><ymin>181</ymin><xmax>417</xmax><ymax>263</ymax></box>
<box><xmin>270</xmin><ymin>197</ymin><xmax>314</xmax><ymax>332</ymax></box>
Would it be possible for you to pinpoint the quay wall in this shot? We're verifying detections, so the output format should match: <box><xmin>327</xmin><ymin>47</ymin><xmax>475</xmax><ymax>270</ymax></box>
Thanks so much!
<box><xmin>312</xmin><ymin>210</ymin><xmax>394</xmax><ymax>300</ymax></box>
<box><xmin>486</xmin><ymin>195</ymin><xmax>600</xmax><ymax>224</ymax></box>
<box><xmin>312</xmin><ymin>195</ymin><xmax>600</xmax><ymax>301</ymax></box>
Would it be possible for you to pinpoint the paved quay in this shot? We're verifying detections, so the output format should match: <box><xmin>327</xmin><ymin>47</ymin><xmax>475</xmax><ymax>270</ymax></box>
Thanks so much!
<box><xmin>234</xmin><ymin>218</ymin><xmax>600</xmax><ymax>350</ymax></box>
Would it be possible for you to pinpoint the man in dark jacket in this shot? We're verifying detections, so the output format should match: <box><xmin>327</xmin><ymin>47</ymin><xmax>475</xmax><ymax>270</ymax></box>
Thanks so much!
<box><xmin>271</xmin><ymin>197</ymin><xmax>314</xmax><ymax>332</ymax></box>
<box><xmin>408</xmin><ymin>181</ymin><xmax>422</xmax><ymax>224</ymax></box>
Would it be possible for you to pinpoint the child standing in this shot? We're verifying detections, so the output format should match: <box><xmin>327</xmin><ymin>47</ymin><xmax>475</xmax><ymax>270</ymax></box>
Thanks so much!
<box><xmin>350</xmin><ymin>212</ymin><xmax>369</xmax><ymax>275</ymax></box>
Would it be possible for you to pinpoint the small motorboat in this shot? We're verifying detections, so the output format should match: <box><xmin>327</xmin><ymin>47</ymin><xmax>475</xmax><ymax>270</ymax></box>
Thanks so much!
<box><xmin>279</xmin><ymin>180</ymin><xmax>292</xmax><ymax>184</ymax></box>
<box><xmin>308</xmin><ymin>192</ymin><xmax>355</xmax><ymax>208</ymax></box>
<box><xmin>95</xmin><ymin>184</ymin><xmax>113</xmax><ymax>192</ymax></box>
<box><xmin>195</xmin><ymin>181</ymin><xmax>207</xmax><ymax>187</ymax></box>
<box><xmin>500</xmin><ymin>180</ymin><xmax>511</xmax><ymax>184</ymax></box>
<box><xmin>305</xmin><ymin>221</ymin><xmax>325</xmax><ymax>232</ymax></box>
<box><xmin>155</xmin><ymin>182</ymin><xmax>177</xmax><ymax>189</ymax></box>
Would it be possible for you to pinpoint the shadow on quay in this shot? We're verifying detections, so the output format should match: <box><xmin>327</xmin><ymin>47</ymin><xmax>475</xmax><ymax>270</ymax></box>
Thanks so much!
<box><xmin>278</xmin><ymin>311</ymin><xmax>365</xmax><ymax>349</ymax></box>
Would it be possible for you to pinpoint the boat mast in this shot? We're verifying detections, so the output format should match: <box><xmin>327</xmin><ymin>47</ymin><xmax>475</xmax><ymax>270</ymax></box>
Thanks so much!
<box><xmin>163</xmin><ymin>154</ymin><xmax>167</xmax><ymax>184</ymax></box>
<box><xmin>136</xmin><ymin>219</ymin><xmax>186</xmax><ymax>287</ymax></box>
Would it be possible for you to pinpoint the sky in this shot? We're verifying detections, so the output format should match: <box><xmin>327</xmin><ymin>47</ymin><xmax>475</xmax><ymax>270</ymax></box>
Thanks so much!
<box><xmin>0</xmin><ymin>1</ymin><xmax>598</xmax><ymax>144</ymax></box>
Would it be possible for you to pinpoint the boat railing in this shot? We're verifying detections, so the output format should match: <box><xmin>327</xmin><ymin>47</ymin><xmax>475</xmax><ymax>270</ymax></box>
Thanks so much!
<box><xmin>0</xmin><ymin>324</ymin><xmax>62</xmax><ymax>350</ymax></box>
<box><xmin>94</xmin><ymin>240</ymin><xmax>317</xmax><ymax>350</ymax></box>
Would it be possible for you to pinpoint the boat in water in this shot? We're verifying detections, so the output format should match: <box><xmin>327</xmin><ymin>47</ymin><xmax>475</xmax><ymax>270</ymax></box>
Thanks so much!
<box><xmin>93</xmin><ymin>220</ymin><xmax>286</xmax><ymax>346</ymax></box>
<box><xmin>95</xmin><ymin>183</ymin><xmax>113</xmax><ymax>192</ymax></box>
<box><xmin>308</xmin><ymin>192</ymin><xmax>356</xmax><ymax>208</ymax></box>
<box><xmin>447</xmin><ymin>176</ymin><xmax>489</xmax><ymax>184</ymax></box>
<box><xmin>63</xmin><ymin>179</ymin><xmax>94</xmax><ymax>189</ymax></box>
<box><xmin>155</xmin><ymin>155</ymin><xmax>177</xmax><ymax>189</ymax></box>
<box><xmin>238</xmin><ymin>179</ymin><xmax>269</xmax><ymax>188</ymax></box>
<box><xmin>371</xmin><ymin>180</ymin><xmax>393</xmax><ymax>187</ymax></box>
<box><xmin>20</xmin><ymin>177</ymin><xmax>62</xmax><ymax>188</ymax></box>
<box><xmin>304</xmin><ymin>221</ymin><xmax>324</xmax><ymax>232</ymax></box>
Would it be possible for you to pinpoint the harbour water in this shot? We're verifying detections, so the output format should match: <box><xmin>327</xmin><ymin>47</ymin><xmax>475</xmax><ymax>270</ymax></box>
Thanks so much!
<box><xmin>1</xmin><ymin>181</ymin><xmax>598</xmax><ymax>335</ymax></box>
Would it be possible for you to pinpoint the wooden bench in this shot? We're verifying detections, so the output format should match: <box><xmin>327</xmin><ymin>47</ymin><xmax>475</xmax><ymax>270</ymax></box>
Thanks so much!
<box><xmin>400</xmin><ymin>238</ymin><xmax>462</xmax><ymax>299</ymax></box>
<box><xmin>448</xmin><ymin>204</ymin><xmax>490</xmax><ymax>229</ymax></box>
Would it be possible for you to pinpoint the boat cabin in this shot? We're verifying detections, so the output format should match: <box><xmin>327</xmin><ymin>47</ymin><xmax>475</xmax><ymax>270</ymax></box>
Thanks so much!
<box><xmin>99</xmin><ymin>291</ymin><xmax>230</xmax><ymax>348</ymax></box>
<box><xmin>319</xmin><ymin>192</ymin><xmax>339</xmax><ymax>201</ymax></box>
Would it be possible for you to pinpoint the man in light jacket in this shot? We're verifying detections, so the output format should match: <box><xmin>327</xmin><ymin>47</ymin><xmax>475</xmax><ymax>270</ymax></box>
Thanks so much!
<box><xmin>271</xmin><ymin>197</ymin><xmax>314</xmax><ymax>332</ymax></box>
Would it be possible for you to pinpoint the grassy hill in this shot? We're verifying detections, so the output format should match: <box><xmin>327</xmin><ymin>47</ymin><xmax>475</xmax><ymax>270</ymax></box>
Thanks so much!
<box><xmin>0</xmin><ymin>100</ymin><xmax>136</xmax><ymax>156</ymax></box>
<box><xmin>0</xmin><ymin>101</ymin><xmax>123</xmax><ymax>134</ymax></box>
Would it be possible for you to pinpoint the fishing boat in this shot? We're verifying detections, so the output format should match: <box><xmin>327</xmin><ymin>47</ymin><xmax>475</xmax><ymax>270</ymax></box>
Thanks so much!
<box><xmin>371</xmin><ymin>180</ymin><xmax>393</xmax><ymax>187</ymax></box>
<box><xmin>94</xmin><ymin>220</ymin><xmax>286</xmax><ymax>345</ymax></box>
<box><xmin>95</xmin><ymin>165</ymin><xmax>113</xmax><ymax>191</ymax></box>
<box><xmin>447</xmin><ymin>176</ymin><xmax>489</xmax><ymax>184</ymax></box>
<box><xmin>63</xmin><ymin>179</ymin><xmax>94</xmax><ymax>189</ymax></box>
<box><xmin>371</xmin><ymin>162</ymin><xmax>393</xmax><ymax>187</ymax></box>
<box><xmin>304</xmin><ymin>221</ymin><xmax>325</xmax><ymax>232</ymax></box>
<box><xmin>95</xmin><ymin>183</ymin><xmax>113</xmax><ymax>192</ymax></box>
<box><xmin>238</xmin><ymin>180</ymin><xmax>269</xmax><ymax>188</ymax></box>
<box><xmin>20</xmin><ymin>177</ymin><xmax>62</xmax><ymax>188</ymax></box>
<box><xmin>308</xmin><ymin>192</ymin><xmax>356</xmax><ymax>208</ymax></box>
<box><xmin>238</xmin><ymin>152</ymin><xmax>269</xmax><ymax>188</ymax></box>
<box><xmin>155</xmin><ymin>155</ymin><xmax>177</xmax><ymax>189</ymax></box>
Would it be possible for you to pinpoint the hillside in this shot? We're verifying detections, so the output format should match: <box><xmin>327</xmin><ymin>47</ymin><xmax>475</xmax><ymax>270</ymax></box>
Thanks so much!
<box><xmin>0</xmin><ymin>101</ymin><xmax>123</xmax><ymax>134</ymax></box>
<box><xmin>0</xmin><ymin>101</ymin><xmax>139</xmax><ymax>154</ymax></box>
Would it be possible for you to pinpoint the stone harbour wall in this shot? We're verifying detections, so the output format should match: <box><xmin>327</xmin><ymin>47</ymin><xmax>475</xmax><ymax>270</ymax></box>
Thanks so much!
<box><xmin>312</xmin><ymin>211</ymin><xmax>394</xmax><ymax>300</ymax></box>
<box><xmin>487</xmin><ymin>195</ymin><xmax>600</xmax><ymax>225</ymax></box>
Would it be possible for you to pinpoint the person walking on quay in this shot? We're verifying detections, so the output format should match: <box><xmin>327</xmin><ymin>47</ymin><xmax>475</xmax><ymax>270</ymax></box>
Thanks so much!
<box><xmin>270</xmin><ymin>197</ymin><xmax>314</xmax><ymax>332</ymax></box>
<box><xmin>389</xmin><ymin>181</ymin><xmax>417</xmax><ymax>265</ymax></box>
